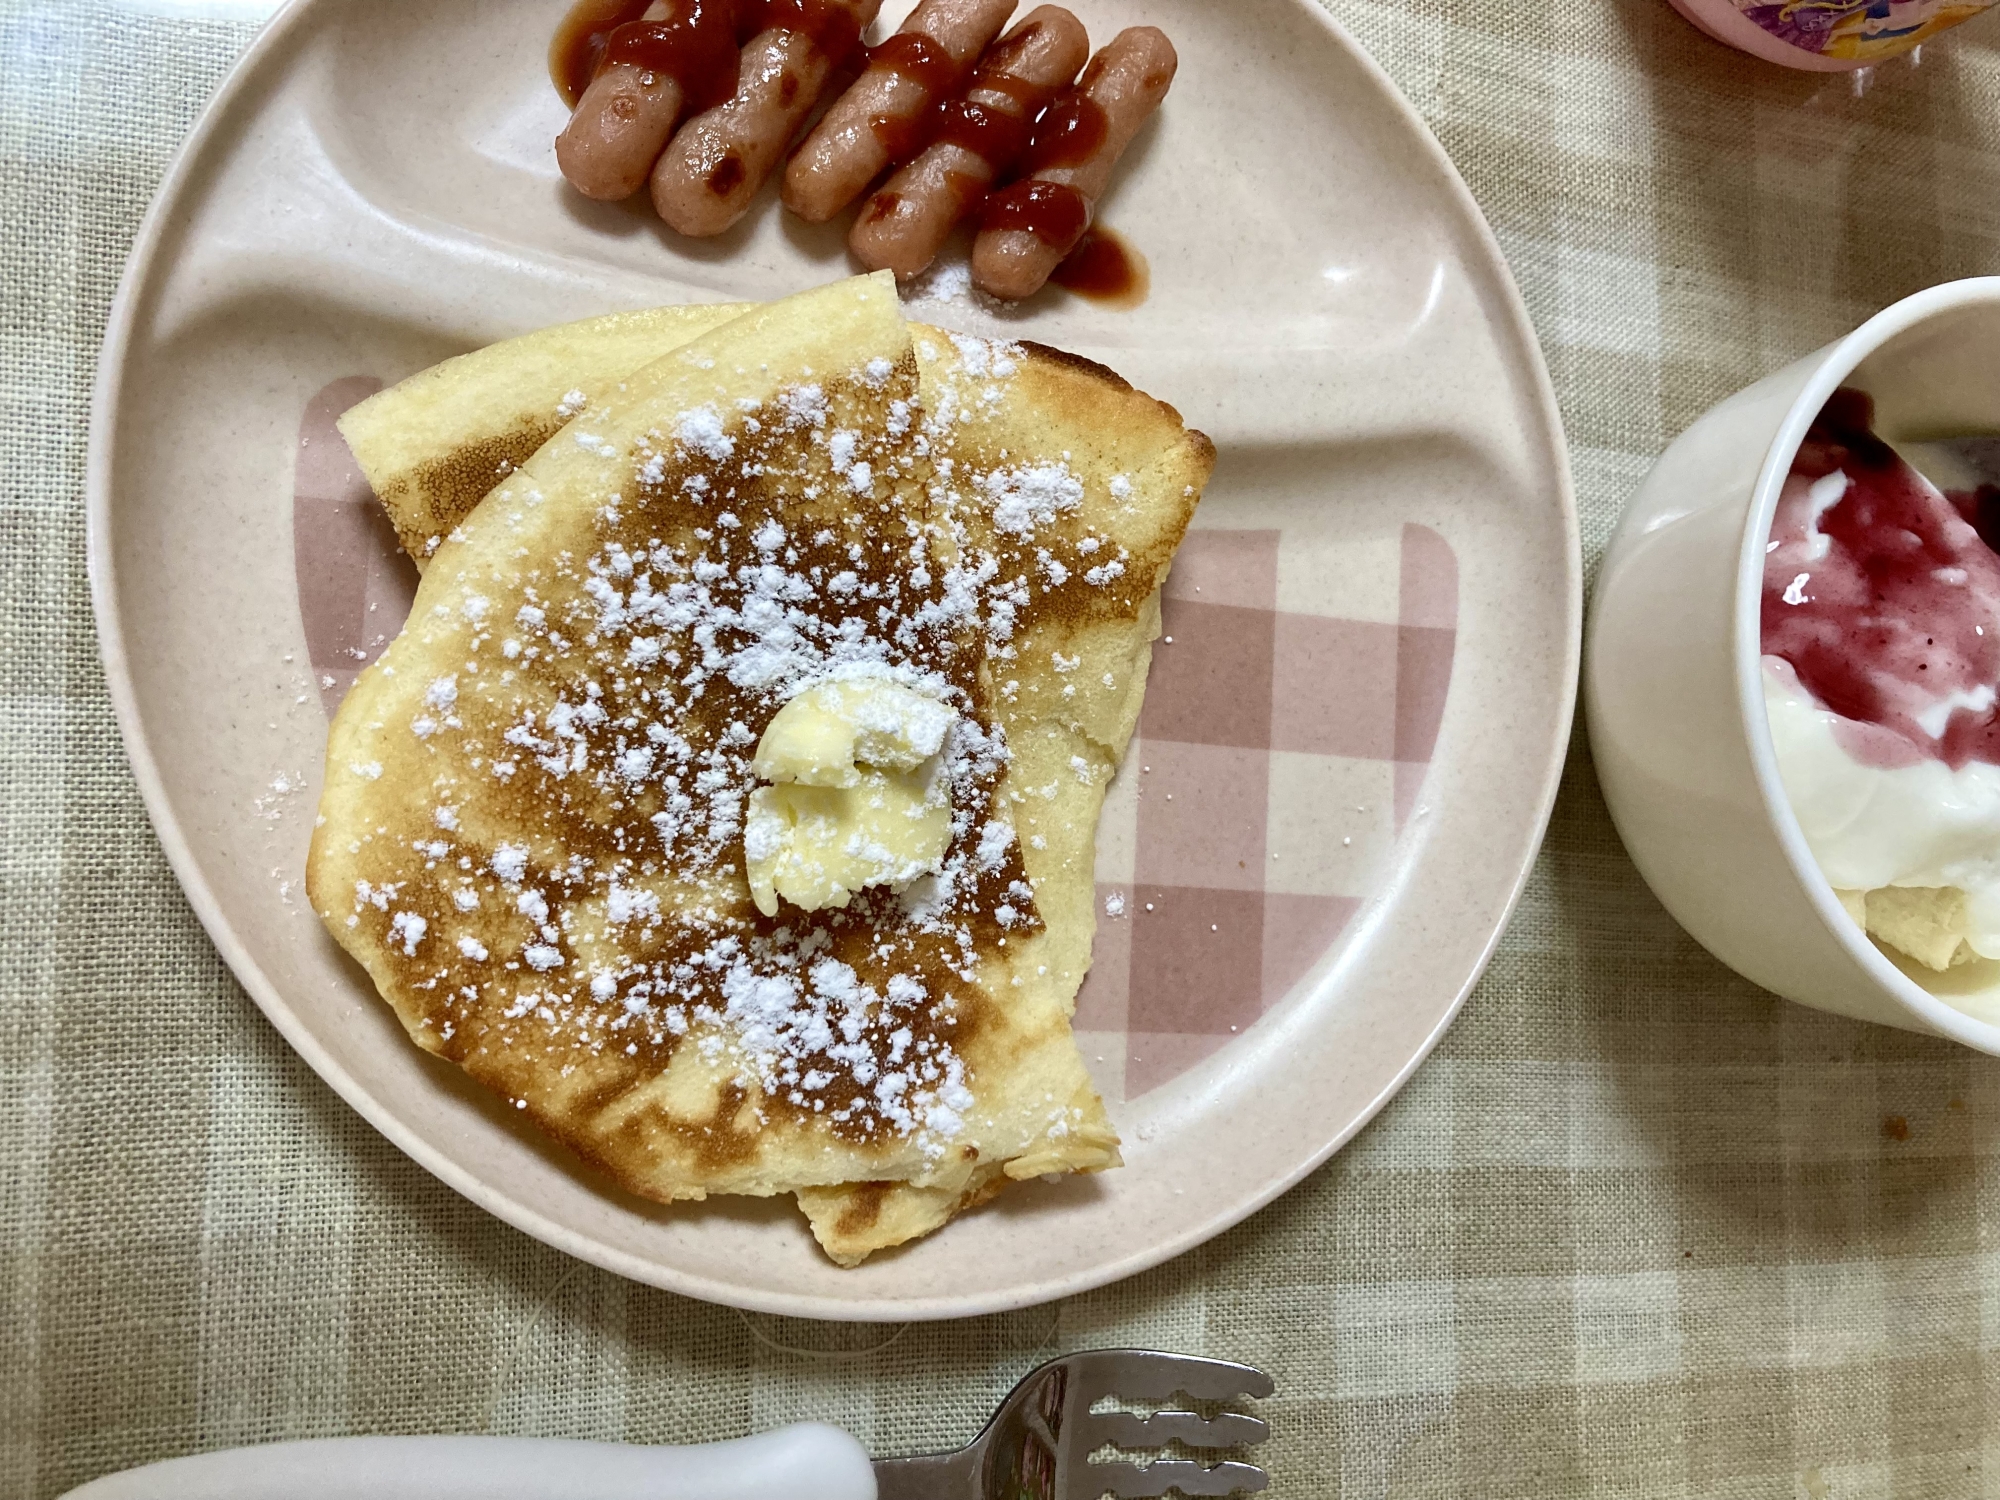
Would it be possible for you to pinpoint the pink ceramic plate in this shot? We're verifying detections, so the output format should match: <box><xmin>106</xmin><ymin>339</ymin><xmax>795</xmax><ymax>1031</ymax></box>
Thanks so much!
<box><xmin>89</xmin><ymin>0</ymin><xmax>1578</xmax><ymax>1318</ymax></box>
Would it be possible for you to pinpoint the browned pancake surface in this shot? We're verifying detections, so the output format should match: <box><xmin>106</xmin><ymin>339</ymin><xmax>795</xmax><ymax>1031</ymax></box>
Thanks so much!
<box><xmin>310</xmin><ymin>277</ymin><xmax>1210</xmax><ymax>1262</ymax></box>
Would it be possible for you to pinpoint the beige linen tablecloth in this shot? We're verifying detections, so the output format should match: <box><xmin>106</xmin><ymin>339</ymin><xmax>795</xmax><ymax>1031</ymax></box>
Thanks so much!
<box><xmin>9</xmin><ymin>1</ymin><xmax>2000</xmax><ymax>1495</ymax></box>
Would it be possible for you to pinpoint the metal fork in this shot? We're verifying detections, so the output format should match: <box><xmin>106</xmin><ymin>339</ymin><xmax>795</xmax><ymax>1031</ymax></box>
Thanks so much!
<box><xmin>873</xmin><ymin>1349</ymin><xmax>1274</xmax><ymax>1499</ymax></box>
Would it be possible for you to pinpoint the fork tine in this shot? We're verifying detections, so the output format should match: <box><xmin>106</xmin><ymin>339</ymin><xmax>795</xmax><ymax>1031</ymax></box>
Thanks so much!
<box><xmin>1077</xmin><ymin>1350</ymin><xmax>1277</xmax><ymax>1404</ymax></box>
<box><xmin>1088</xmin><ymin>1459</ymin><xmax>1270</xmax><ymax>1497</ymax></box>
<box><xmin>1090</xmin><ymin>1410</ymin><xmax>1271</xmax><ymax>1450</ymax></box>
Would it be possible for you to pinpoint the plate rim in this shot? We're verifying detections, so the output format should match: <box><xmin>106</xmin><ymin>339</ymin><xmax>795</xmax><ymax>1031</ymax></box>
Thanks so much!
<box><xmin>87</xmin><ymin>0</ymin><xmax>1581</xmax><ymax>1321</ymax></box>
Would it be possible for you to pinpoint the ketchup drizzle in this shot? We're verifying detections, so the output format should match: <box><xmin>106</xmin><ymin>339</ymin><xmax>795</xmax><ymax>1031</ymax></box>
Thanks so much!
<box><xmin>871</xmin><ymin>32</ymin><xmax>963</xmax><ymax>89</ymax></box>
<box><xmin>1051</xmin><ymin>225</ymin><xmax>1146</xmax><ymax>305</ymax></box>
<box><xmin>1020</xmin><ymin>91</ymin><xmax>1108</xmax><ymax>172</ymax></box>
<box><xmin>553</xmin><ymin>0</ymin><xmax>865</xmax><ymax>109</ymax></box>
<box><xmin>605</xmin><ymin>0</ymin><xmax>744</xmax><ymax>115</ymax></box>
<box><xmin>854</xmin><ymin>21</ymin><xmax>1064</xmax><ymax>230</ymax></box>
<box><xmin>946</xmin><ymin>22</ymin><xmax>1053</xmax><ymax>165</ymax></box>
<box><xmin>860</xmin><ymin>35</ymin><xmax>959</xmax><ymax>162</ymax></box>
<box><xmin>978</xmin><ymin>178</ymin><xmax>1090</xmax><ymax>254</ymax></box>
<box><xmin>930</xmin><ymin>96</ymin><xmax>1032</xmax><ymax>172</ymax></box>
<box><xmin>865</xmin><ymin>25</ymin><xmax>1052</xmax><ymax>171</ymax></box>
<box><xmin>551</xmin><ymin>0</ymin><xmax>654</xmax><ymax>108</ymax></box>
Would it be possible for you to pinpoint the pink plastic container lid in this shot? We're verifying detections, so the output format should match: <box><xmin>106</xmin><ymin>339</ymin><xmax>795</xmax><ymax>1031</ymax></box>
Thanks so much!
<box><xmin>1668</xmin><ymin>0</ymin><xmax>1993</xmax><ymax>69</ymax></box>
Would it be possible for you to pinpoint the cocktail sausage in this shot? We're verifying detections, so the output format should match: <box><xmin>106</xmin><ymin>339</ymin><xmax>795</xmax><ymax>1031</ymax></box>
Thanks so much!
<box><xmin>556</xmin><ymin>0</ymin><xmax>744</xmax><ymax>202</ymax></box>
<box><xmin>651</xmin><ymin>0</ymin><xmax>883</xmax><ymax>236</ymax></box>
<box><xmin>847</xmin><ymin>6</ymin><xmax>1087</xmax><ymax>279</ymax></box>
<box><xmin>782</xmin><ymin>0</ymin><xmax>1017</xmax><ymax>224</ymax></box>
<box><xmin>970</xmin><ymin>26</ymin><xmax>1175</xmax><ymax>300</ymax></box>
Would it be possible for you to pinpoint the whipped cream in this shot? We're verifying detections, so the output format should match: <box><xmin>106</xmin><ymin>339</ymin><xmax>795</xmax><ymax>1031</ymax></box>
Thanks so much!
<box><xmin>1764</xmin><ymin>655</ymin><xmax>2000</xmax><ymax>958</ymax></box>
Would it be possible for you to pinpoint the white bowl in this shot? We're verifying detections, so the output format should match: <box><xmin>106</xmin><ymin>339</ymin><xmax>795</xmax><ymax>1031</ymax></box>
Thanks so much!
<box><xmin>1588</xmin><ymin>276</ymin><xmax>2000</xmax><ymax>1050</ymax></box>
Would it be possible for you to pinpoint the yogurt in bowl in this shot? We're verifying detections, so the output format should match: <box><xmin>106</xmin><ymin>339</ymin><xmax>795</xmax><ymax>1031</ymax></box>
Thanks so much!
<box><xmin>1589</xmin><ymin>277</ymin><xmax>2000</xmax><ymax>1046</ymax></box>
<box><xmin>1760</xmin><ymin>388</ymin><xmax>2000</xmax><ymax>976</ymax></box>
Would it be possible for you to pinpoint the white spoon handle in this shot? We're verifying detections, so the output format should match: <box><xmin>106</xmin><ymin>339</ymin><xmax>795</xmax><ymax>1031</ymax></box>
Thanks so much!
<box><xmin>61</xmin><ymin>1425</ymin><xmax>878</xmax><ymax>1500</ymax></box>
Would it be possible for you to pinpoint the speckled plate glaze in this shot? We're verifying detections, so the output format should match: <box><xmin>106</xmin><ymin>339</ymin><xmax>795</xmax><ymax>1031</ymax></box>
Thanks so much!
<box><xmin>89</xmin><ymin>0</ymin><xmax>1578</xmax><ymax>1318</ymax></box>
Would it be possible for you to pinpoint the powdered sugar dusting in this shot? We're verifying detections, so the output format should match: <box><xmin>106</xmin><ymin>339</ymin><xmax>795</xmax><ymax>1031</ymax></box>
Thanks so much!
<box><xmin>986</xmin><ymin>464</ymin><xmax>1084</xmax><ymax>535</ymax></box>
<box><xmin>329</xmin><ymin>335</ymin><xmax>1162</xmax><ymax>1164</ymax></box>
<box><xmin>900</xmin><ymin>260</ymin><xmax>1009</xmax><ymax>316</ymax></box>
<box><xmin>676</xmin><ymin>405</ymin><xmax>734</xmax><ymax>462</ymax></box>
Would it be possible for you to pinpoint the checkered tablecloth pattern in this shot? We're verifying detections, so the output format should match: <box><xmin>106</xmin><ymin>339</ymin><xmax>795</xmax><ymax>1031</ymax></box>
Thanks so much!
<box><xmin>11</xmin><ymin>1</ymin><xmax>2000</xmax><ymax>1497</ymax></box>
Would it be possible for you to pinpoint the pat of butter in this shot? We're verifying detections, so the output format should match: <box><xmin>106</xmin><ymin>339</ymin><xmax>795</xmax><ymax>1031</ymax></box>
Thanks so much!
<box><xmin>745</xmin><ymin>679</ymin><xmax>956</xmax><ymax>917</ymax></box>
<box><xmin>745</xmin><ymin>776</ymin><xmax>952</xmax><ymax>918</ymax></box>
<box><xmin>752</xmin><ymin>679</ymin><xmax>954</xmax><ymax>786</ymax></box>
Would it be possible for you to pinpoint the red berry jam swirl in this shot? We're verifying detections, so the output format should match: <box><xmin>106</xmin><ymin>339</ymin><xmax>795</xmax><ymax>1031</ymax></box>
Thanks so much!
<box><xmin>1763</xmin><ymin>388</ymin><xmax>2000</xmax><ymax>770</ymax></box>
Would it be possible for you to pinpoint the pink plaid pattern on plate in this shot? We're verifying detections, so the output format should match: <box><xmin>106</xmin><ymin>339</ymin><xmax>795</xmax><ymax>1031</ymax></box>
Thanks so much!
<box><xmin>1076</xmin><ymin>525</ymin><xmax>1458</xmax><ymax>1099</ymax></box>
<box><xmin>293</xmin><ymin>376</ymin><xmax>413</xmax><ymax>714</ymax></box>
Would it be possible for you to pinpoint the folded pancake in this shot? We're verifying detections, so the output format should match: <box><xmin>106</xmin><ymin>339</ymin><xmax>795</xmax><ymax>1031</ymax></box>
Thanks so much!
<box><xmin>309</xmin><ymin>274</ymin><xmax>1211</xmax><ymax>1262</ymax></box>
<box><xmin>338</xmin><ymin>302</ymin><xmax>752</xmax><ymax>564</ymax></box>
<box><xmin>797</xmin><ymin>325</ymin><xmax>1211</xmax><ymax>1263</ymax></box>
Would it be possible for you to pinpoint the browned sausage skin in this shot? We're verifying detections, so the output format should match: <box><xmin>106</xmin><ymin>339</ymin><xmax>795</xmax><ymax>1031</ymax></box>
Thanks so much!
<box><xmin>847</xmin><ymin>5</ymin><xmax>1088</xmax><ymax>279</ymax></box>
<box><xmin>781</xmin><ymin>0</ymin><xmax>1018</xmax><ymax>224</ymax></box>
<box><xmin>556</xmin><ymin>0</ymin><xmax>745</xmax><ymax>202</ymax></box>
<box><xmin>971</xmin><ymin>26</ymin><xmax>1175</xmax><ymax>300</ymax></box>
<box><xmin>651</xmin><ymin>0</ymin><xmax>884</xmax><ymax>236</ymax></box>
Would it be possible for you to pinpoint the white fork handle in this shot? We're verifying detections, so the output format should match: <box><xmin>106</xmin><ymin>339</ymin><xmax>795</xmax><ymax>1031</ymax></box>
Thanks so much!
<box><xmin>60</xmin><ymin>1424</ymin><xmax>878</xmax><ymax>1500</ymax></box>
